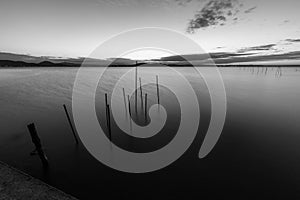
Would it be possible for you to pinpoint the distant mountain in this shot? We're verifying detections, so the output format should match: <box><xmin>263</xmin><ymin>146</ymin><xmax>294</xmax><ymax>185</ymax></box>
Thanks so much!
<box><xmin>0</xmin><ymin>52</ymin><xmax>138</xmax><ymax>67</ymax></box>
<box><xmin>0</xmin><ymin>60</ymin><xmax>80</xmax><ymax>67</ymax></box>
<box><xmin>0</xmin><ymin>52</ymin><xmax>44</xmax><ymax>63</ymax></box>
<box><xmin>0</xmin><ymin>60</ymin><xmax>35</xmax><ymax>67</ymax></box>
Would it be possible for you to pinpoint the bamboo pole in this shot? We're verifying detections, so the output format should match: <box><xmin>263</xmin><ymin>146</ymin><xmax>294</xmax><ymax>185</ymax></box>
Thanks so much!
<box><xmin>63</xmin><ymin>104</ymin><xmax>79</xmax><ymax>144</ymax></box>
<box><xmin>127</xmin><ymin>95</ymin><xmax>132</xmax><ymax>117</ymax></box>
<box><xmin>122</xmin><ymin>88</ymin><xmax>128</xmax><ymax>117</ymax></box>
<box><xmin>139</xmin><ymin>77</ymin><xmax>143</xmax><ymax>110</ymax></box>
<box><xmin>105</xmin><ymin>93</ymin><xmax>108</xmax><ymax>108</ymax></box>
<box><xmin>156</xmin><ymin>75</ymin><xmax>160</xmax><ymax>105</ymax></box>
<box><xmin>144</xmin><ymin>93</ymin><xmax>147</xmax><ymax>123</ymax></box>
<box><xmin>128</xmin><ymin>94</ymin><xmax>132</xmax><ymax>132</ymax></box>
<box><xmin>106</xmin><ymin>104</ymin><xmax>112</xmax><ymax>141</ymax></box>
<box><xmin>105</xmin><ymin>93</ymin><xmax>112</xmax><ymax>141</ymax></box>
<box><xmin>135</xmin><ymin>66</ymin><xmax>138</xmax><ymax>113</ymax></box>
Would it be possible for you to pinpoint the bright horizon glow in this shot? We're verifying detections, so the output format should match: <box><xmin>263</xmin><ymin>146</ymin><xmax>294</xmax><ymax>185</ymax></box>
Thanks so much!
<box><xmin>122</xmin><ymin>49</ymin><xmax>173</xmax><ymax>60</ymax></box>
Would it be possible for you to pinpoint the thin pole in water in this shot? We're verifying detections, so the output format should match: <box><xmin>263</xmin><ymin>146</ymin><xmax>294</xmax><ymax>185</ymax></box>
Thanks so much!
<box><xmin>144</xmin><ymin>93</ymin><xmax>147</xmax><ymax>123</ymax></box>
<box><xmin>105</xmin><ymin>93</ymin><xmax>108</xmax><ymax>108</ymax></box>
<box><xmin>128</xmin><ymin>95</ymin><xmax>132</xmax><ymax>117</ymax></box>
<box><xmin>128</xmin><ymin>94</ymin><xmax>132</xmax><ymax>132</ymax></box>
<box><xmin>27</xmin><ymin>123</ymin><xmax>49</xmax><ymax>167</ymax></box>
<box><xmin>106</xmin><ymin>104</ymin><xmax>112</xmax><ymax>141</ymax></box>
<box><xmin>105</xmin><ymin>93</ymin><xmax>112</xmax><ymax>141</ymax></box>
<box><xmin>135</xmin><ymin>66</ymin><xmax>138</xmax><ymax>113</ymax></box>
<box><xmin>156</xmin><ymin>75</ymin><xmax>160</xmax><ymax>105</ymax></box>
<box><xmin>63</xmin><ymin>104</ymin><xmax>79</xmax><ymax>144</ymax></box>
<box><xmin>139</xmin><ymin>77</ymin><xmax>143</xmax><ymax>111</ymax></box>
<box><xmin>122</xmin><ymin>88</ymin><xmax>128</xmax><ymax>118</ymax></box>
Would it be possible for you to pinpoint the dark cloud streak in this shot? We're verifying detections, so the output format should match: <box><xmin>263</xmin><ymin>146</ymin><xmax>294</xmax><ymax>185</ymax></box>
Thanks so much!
<box><xmin>244</xmin><ymin>6</ymin><xmax>256</xmax><ymax>13</ymax></box>
<box><xmin>237</xmin><ymin>44</ymin><xmax>276</xmax><ymax>53</ymax></box>
<box><xmin>181</xmin><ymin>0</ymin><xmax>258</xmax><ymax>33</ymax></box>
<box><xmin>159</xmin><ymin>50</ymin><xmax>300</xmax><ymax>65</ymax></box>
<box><xmin>186</xmin><ymin>0</ymin><xmax>239</xmax><ymax>33</ymax></box>
<box><xmin>286</xmin><ymin>39</ymin><xmax>300</xmax><ymax>43</ymax></box>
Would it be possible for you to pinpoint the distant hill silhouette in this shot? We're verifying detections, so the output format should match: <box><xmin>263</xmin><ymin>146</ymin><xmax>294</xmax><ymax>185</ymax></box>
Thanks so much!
<box><xmin>1</xmin><ymin>51</ymin><xmax>300</xmax><ymax>66</ymax></box>
<box><xmin>0</xmin><ymin>60</ymin><xmax>80</xmax><ymax>67</ymax></box>
<box><xmin>0</xmin><ymin>52</ymin><xmax>139</xmax><ymax>67</ymax></box>
<box><xmin>0</xmin><ymin>58</ymin><xmax>139</xmax><ymax>67</ymax></box>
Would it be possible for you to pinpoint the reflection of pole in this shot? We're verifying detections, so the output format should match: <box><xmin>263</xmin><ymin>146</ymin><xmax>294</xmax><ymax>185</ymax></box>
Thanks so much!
<box><xmin>144</xmin><ymin>93</ymin><xmax>147</xmax><ymax>123</ymax></box>
<box><xmin>27</xmin><ymin>123</ymin><xmax>49</xmax><ymax>167</ymax></box>
<box><xmin>63</xmin><ymin>104</ymin><xmax>79</xmax><ymax>144</ymax></box>
<box><xmin>139</xmin><ymin>77</ymin><xmax>143</xmax><ymax>110</ymax></box>
<box><xmin>156</xmin><ymin>75</ymin><xmax>160</xmax><ymax>105</ymax></box>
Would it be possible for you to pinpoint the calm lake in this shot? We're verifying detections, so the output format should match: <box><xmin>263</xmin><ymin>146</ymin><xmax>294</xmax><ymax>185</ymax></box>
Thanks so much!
<box><xmin>0</xmin><ymin>66</ymin><xmax>300</xmax><ymax>199</ymax></box>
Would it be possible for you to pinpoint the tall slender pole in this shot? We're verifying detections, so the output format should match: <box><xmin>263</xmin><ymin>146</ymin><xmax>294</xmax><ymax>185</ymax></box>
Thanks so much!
<box><xmin>106</xmin><ymin>104</ymin><xmax>112</xmax><ymax>141</ymax></box>
<box><xmin>135</xmin><ymin>66</ymin><xmax>138</xmax><ymax>113</ymax></box>
<box><xmin>144</xmin><ymin>93</ymin><xmax>148</xmax><ymax>123</ymax></box>
<box><xmin>128</xmin><ymin>95</ymin><xmax>132</xmax><ymax>117</ymax></box>
<box><xmin>128</xmin><ymin>94</ymin><xmax>132</xmax><ymax>131</ymax></box>
<box><xmin>63</xmin><ymin>104</ymin><xmax>79</xmax><ymax>144</ymax></box>
<box><xmin>139</xmin><ymin>77</ymin><xmax>143</xmax><ymax>110</ymax></box>
<box><xmin>105</xmin><ymin>93</ymin><xmax>108</xmax><ymax>108</ymax></box>
<box><xmin>122</xmin><ymin>88</ymin><xmax>128</xmax><ymax>117</ymax></box>
<box><xmin>105</xmin><ymin>93</ymin><xmax>112</xmax><ymax>141</ymax></box>
<box><xmin>156</xmin><ymin>75</ymin><xmax>160</xmax><ymax>105</ymax></box>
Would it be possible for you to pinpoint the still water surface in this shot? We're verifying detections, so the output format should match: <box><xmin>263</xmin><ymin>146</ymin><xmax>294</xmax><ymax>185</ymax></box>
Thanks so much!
<box><xmin>0</xmin><ymin>67</ymin><xmax>300</xmax><ymax>199</ymax></box>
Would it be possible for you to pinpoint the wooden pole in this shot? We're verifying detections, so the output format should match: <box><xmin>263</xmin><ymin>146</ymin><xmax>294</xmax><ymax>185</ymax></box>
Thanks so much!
<box><xmin>105</xmin><ymin>93</ymin><xmax>108</xmax><ymax>108</ymax></box>
<box><xmin>139</xmin><ymin>77</ymin><xmax>143</xmax><ymax>110</ymax></box>
<box><xmin>106</xmin><ymin>104</ymin><xmax>112</xmax><ymax>141</ymax></box>
<box><xmin>135</xmin><ymin>66</ymin><xmax>138</xmax><ymax>113</ymax></box>
<box><xmin>127</xmin><ymin>94</ymin><xmax>133</xmax><ymax>132</ymax></box>
<box><xmin>156</xmin><ymin>75</ymin><xmax>160</xmax><ymax>105</ymax></box>
<box><xmin>105</xmin><ymin>93</ymin><xmax>112</xmax><ymax>141</ymax></box>
<box><xmin>63</xmin><ymin>104</ymin><xmax>79</xmax><ymax>144</ymax></box>
<box><xmin>27</xmin><ymin>123</ymin><xmax>48</xmax><ymax>167</ymax></box>
<box><xmin>144</xmin><ymin>93</ymin><xmax>147</xmax><ymax>123</ymax></box>
<box><xmin>122</xmin><ymin>88</ymin><xmax>128</xmax><ymax>117</ymax></box>
<box><xmin>127</xmin><ymin>95</ymin><xmax>132</xmax><ymax>117</ymax></box>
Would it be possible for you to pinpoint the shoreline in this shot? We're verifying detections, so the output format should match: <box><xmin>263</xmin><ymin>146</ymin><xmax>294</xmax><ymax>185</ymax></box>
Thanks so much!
<box><xmin>0</xmin><ymin>161</ymin><xmax>78</xmax><ymax>200</ymax></box>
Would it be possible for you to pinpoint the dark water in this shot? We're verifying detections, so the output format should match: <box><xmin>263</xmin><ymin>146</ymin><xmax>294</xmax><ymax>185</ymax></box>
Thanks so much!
<box><xmin>0</xmin><ymin>67</ymin><xmax>300</xmax><ymax>199</ymax></box>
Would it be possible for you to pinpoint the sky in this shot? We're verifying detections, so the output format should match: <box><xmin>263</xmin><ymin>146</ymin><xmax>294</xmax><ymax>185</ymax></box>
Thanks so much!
<box><xmin>0</xmin><ymin>0</ymin><xmax>300</xmax><ymax>61</ymax></box>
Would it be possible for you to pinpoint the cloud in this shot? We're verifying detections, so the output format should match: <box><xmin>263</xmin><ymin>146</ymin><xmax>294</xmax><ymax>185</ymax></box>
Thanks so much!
<box><xmin>286</xmin><ymin>39</ymin><xmax>300</xmax><ymax>43</ymax></box>
<box><xmin>213</xmin><ymin>51</ymin><xmax>300</xmax><ymax>64</ymax></box>
<box><xmin>186</xmin><ymin>0</ymin><xmax>239</xmax><ymax>33</ymax></box>
<box><xmin>244</xmin><ymin>6</ymin><xmax>256</xmax><ymax>13</ymax></box>
<box><xmin>237</xmin><ymin>44</ymin><xmax>276</xmax><ymax>53</ymax></box>
<box><xmin>173</xmin><ymin>0</ymin><xmax>194</xmax><ymax>6</ymax></box>
<box><xmin>183</xmin><ymin>0</ymin><xmax>261</xmax><ymax>33</ymax></box>
<box><xmin>159</xmin><ymin>52</ymin><xmax>253</xmax><ymax>61</ymax></box>
<box><xmin>158</xmin><ymin>50</ymin><xmax>300</xmax><ymax>65</ymax></box>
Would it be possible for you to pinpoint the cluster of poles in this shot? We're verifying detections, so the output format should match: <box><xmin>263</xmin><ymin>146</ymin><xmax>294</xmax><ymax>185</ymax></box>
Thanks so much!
<box><xmin>104</xmin><ymin>66</ymin><xmax>161</xmax><ymax>139</ymax></box>
<box><xmin>26</xmin><ymin>66</ymin><xmax>160</xmax><ymax>168</ymax></box>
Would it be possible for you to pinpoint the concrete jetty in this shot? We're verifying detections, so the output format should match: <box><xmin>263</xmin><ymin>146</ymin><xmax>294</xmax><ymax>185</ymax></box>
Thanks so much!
<box><xmin>0</xmin><ymin>161</ymin><xmax>78</xmax><ymax>200</ymax></box>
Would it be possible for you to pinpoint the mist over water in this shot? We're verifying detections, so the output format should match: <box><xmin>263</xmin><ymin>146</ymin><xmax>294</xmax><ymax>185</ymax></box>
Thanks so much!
<box><xmin>0</xmin><ymin>66</ymin><xmax>300</xmax><ymax>199</ymax></box>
